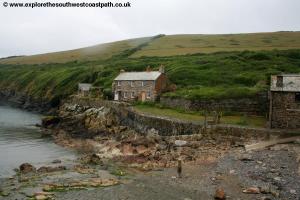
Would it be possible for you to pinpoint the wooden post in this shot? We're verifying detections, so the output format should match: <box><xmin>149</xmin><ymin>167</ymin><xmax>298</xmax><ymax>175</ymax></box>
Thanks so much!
<box><xmin>177</xmin><ymin>159</ymin><xmax>182</xmax><ymax>178</ymax></box>
<box><xmin>204</xmin><ymin>110</ymin><xmax>207</xmax><ymax>133</ymax></box>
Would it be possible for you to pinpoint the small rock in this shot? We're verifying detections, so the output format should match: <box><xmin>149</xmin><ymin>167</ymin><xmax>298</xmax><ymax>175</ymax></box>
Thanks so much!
<box><xmin>121</xmin><ymin>144</ymin><xmax>134</xmax><ymax>155</ymax></box>
<box><xmin>239</xmin><ymin>154</ymin><xmax>253</xmax><ymax>161</ymax></box>
<box><xmin>270</xmin><ymin>188</ymin><xmax>280</xmax><ymax>197</ymax></box>
<box><xmin>243</xmin><ymin>187</ymin><xmax>260</xmax><ymax>194</ymax></box>
<box><xmin>19</xmin><ymin>163</ymin><xmax>36</xmax><ymax>174</ymax></box>
<box><xmin>259</xmin><ymin>186</ymin><xmax>270</xmax><ymax>194</ymax></box>
<box><xmin>270</xmin><ymin>168</ymin><xmax>277</xmax><ymax>173</ymax></box>
<box><xmin>290</xmin><ymin>189</ymin><xmax>296</xmax><ymax>194</ymax></box>
<box><xmin>260</xmin><ymin>197</ymin><xmax>272</xmax><ymax>200</ymax></box>
<box><xmin>37</xmin><ymin>166</ymin><xmax>66</xmax><ymax>173</ymax></box>
<box><xmin>273</xmin><ymin>177</ymin><xmax>281</xmax><ymax>181</ymax></box>
<box><xmin>214</xmin><ymin>188</ymin><xmax>226</xmax><ymax>199</ymax></box>
<box><xmin>89</xmin><ymin>153</ymin><xmax>103</xmax><ymax>165</ymax></box>
<box><xmin>41</xmin><ymin>116</ymin><xmax>60</xmax><ymax>127</ymax></box>
<box><xmin>174</xmin><ymin>140</ymin><xmax>187</xmax><ymax>147</ymax></box>
<box><xmin>0</xmin><ymin>191</ymin><xmax>10</xmax><ymax>197</ymax></box>
<box><xmin>52</xmin><ymin>159</ymin><xmax>62</xmax><ymax>164</ymax></box>
<box><xmin>35</xmin><ymin>194</ymin><xmax>47</xmax><ymax>200</ymax></box>
<box><xmin>136</xmin><ymin>145</ymin><xmax>148</xmax><ymax>154</ymax></box>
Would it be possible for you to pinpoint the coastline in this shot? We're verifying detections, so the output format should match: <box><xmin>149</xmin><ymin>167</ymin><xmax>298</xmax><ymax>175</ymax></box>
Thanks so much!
<box><xmin>0</xmin><ymin>93</ymin><xmax>299</xmax><ymax>199</ymax></box>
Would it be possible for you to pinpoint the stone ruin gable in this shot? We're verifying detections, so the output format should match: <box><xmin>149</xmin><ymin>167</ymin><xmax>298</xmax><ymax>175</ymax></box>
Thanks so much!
<box><xmin>271</xmin><ymin>74</ymin><xmax>300</xmax><ymax>92</ymax></box>
<box><xmin>270</xmin><ymin>92</ymin><xmax>300</xmax><ymax>129</ymax></box>
<box><xmin>269</xmin><ymin>74</ymin><xmax>300</xmax><ymax>129</ymax></box>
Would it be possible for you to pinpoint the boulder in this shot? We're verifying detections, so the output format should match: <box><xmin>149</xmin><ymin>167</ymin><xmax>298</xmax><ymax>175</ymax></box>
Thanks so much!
<box><xmin>35</xmin><ymin>194</ymin><xmax>48</xmax><ymax>200</ymax></box>
<box><xmin>83</xmin><ymin>153</ymin><xmax>103</xmax><ymax>165</ymax></box>
<box><xmin>37</xmin><ymin>166</ymin><xmax>66</xmax><ymax>173</ymax></box>
<box><xmin>121</xmin><ymin>144</ymin><xmax>134</xmax><ymax>155</ymax></box>
<box><xmin>136</xmin><ymin>145</ymin><xmax>148</xmax><ymax>154</ymax></box>
<box><xmin>175</xmin><ymin>140</ymin><xmax>187</xmax><ymax>147</ymax></box>
<box><xmin>239</xmin><ymin>154</ymin><xmax>253</xmax><ymax>162</ymax></box>
<box><xmin>51</xmin><ymin>159</ymin><xmax>62</xmax><ymax>164</ymax></box>
<box><xmin>214</xmin><ymin>188</ymin><xmax>226</xmax><ymax>199</ymax></box>
<box><xmin>42</xmin><ymin>116</ymin><xmax>60</xmax><ymax>127</ymax></box>
<box><xmin>19</xmin><ymin>163</ymin><xmax>36</xmax><ymax>174</ymax></box>
<box><xmin>243</xmin><ymin>187</ymin><xmax>260</xmax><ymax>194</ymax></box>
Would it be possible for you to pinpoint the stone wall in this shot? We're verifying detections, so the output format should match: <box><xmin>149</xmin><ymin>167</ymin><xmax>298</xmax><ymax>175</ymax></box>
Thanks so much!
<box><xmin>62</xmin><ymin>97</ymin><xmax>279</xmax><ymax>140</ymax></box>
<box><xmin>160</xmin><ymin>92</ymin><xmax>268</xmax><ymax>115</ymax></box>
<box><xmin>270</xmin><ymin>92</ymin><xmax>300</xmax><ymax>129</ymax></box>
<box><xmin>116</xmin><ymin>108</ymin><xmax>204</xmax><ymax>136</ymax></box>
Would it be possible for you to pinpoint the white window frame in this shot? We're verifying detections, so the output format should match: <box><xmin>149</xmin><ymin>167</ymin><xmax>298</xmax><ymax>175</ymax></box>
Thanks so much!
<box><xmin>123</xmin><ymin>91</ymin><xmax>127</xmax><ymax>98</ymax></box>
<box><xmin>117</xmin><ymin>81</ymin><xmax>121</xmax><ymax>86</ymax></box>
<box><xmin>130</xmin><ymin>81</ymin><xmax>134</xmax><ymax>87</ymax></box>
<box><xmin>131</xmin><ymin>91</ymin><xmax>135</xmax><ymax>98</ymax></box>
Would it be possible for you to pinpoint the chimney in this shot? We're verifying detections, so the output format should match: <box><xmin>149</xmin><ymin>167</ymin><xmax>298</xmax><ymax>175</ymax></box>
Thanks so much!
<box><xmin>120</xmin><ymin>69</ymin><xmax>125</xmax><ymax>73</ymax></box>
<box><xmin>159</xmin><ymin>65</ymin><xmax>165</xmax><ymax>73</ymax></box>
<box><xmin>146</xmin><ymin>66</ymin><xmax>152</xmax><ymax>72</ymax></box>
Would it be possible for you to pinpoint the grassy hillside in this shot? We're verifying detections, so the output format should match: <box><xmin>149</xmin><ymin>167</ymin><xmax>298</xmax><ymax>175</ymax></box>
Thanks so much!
<box><xmin>1</xmin><ymin>48</ymin><xmax>300</xmax><ymax>106</ymax></box>
<box><xmin>0</xmin><ymin>37</ymin><xmax>153</xmax><ymax>65</ymax></box>
<box><xmin>131</xmin><ymin>31</ymin><xmax>300</xmax><ymax>57</ymax></box>
<box><xmin>1</xmin><ymin>31</ymin><xmax>300</xmax><ymax>65</ymax></box>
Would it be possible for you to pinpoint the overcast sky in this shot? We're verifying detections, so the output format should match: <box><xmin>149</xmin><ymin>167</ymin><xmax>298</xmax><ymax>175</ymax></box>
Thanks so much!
<box><xmin>0</xmin><ymin>0</ymin><xmax>299</xmax><ymax>58</ymax></box>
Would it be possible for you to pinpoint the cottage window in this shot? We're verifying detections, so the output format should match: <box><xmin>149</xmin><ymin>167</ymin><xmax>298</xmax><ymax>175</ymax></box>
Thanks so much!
<box><xmin>117</xmin><ymin>81</ymin><xmax>121</xmax><ymax>86</ymax></box>
<box><xmin>147</xmin><ymin>91</ymin><xmax>151</xmax><ymax>98</ymax></box>
<box><xmin>131</xmin><ymin>92</ymin><xmax>135</xmax><ymax>98</ymax></box>
<box><xmin>142</xmin><ymin>81</ymin><xmax>146</xmax><ymax>87</ymax></box>
<box><xmin>276</xmin><ymin>76</ymin><xmax>283</xmax><ymax>87</ymax></box>
<box><xmin>123</xmin><ymin>92</ymin><xmax>127</xmax><ymax>98</ymax></box>
<box><xmin>295</xmin><ymin>93</ymin><xmax>300</xmax><ymax>102</ymax></box>
<box><xmin>130</xmin><ymin>81</ymin><xmax>134</xmax><ymax>87</ymax></box>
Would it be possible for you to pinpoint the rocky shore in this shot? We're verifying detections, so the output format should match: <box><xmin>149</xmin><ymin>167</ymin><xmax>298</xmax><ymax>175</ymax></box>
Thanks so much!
<box><xmin>0</xmin><ymin>89</ymin><xmax>55</xmax><ymax>114</ymax></box>
<box><xmin>0</xmin><ymin>96</ymin><xmax>300</xmax><ymax>199</ymax></box>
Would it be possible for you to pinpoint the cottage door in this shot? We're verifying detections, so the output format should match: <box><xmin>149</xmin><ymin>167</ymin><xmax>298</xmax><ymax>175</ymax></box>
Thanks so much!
<box><xmin>114</xmin><ymin>91</ymin><xmax>119</xmax><ymax>101</ymax></box>
<box><xmin>141</xmin><ymin>92</ymin><xmax>146</xmax><ymax>102</ymax></box>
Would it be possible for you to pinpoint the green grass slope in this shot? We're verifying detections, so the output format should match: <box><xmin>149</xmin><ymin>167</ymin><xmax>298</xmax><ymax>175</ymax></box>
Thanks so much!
<box><xmin>132</xmin><ymin>31</ymin><xmax>300</xmax><ymax>57</ymax></box>
<box><xmin>1</xmin><ymin>49</ymin><xmax>300</xmax><ymax>106</ymax></box>
<box><xmin>1</xmin><ymin>31</ymin><xmax>300</xmax><ymax>65</ymax></box>
<box><xmin>0</xmin><ymin>37</ymin><xmax>153</xmax><ymax>65</ymax></box>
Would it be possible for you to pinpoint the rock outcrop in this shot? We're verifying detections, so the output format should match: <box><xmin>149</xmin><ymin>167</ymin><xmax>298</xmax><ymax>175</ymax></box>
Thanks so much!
<box><xmin>19</xmin><ymin>163</ymin><xmax>36</xmax><ymax>174</ymax></box>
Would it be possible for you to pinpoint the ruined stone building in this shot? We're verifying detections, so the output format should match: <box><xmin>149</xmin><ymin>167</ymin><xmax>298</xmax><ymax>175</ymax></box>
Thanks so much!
<box><xmin>269</xmin><ymin>74</ymin><xmax>300</xmax><ymax>129</ymax></box>
<box><xmin>78</xmin><ymin>83</ymin><xmax>92</xmax><ymax>96</ymax></box>
<box><xmin>78</xmin><ymin>83</ymin><xmax>104</xmax><ymax>98</ymax></box>
<box><xmin>112</xmin><ymin>66</ymin><xmax>167</xmax><ymax>102</ymax></box>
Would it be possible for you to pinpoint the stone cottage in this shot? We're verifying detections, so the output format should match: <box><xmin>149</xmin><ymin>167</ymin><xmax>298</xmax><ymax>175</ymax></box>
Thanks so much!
<box><xmin>112</xmin><ymin>66</ymin><xmax>167</xmax><ymax>102</ymax></box>
<box><xmin>269</xmin><ymin>74</ymin><xmax>300</xmax><ymax>129</ymax></box>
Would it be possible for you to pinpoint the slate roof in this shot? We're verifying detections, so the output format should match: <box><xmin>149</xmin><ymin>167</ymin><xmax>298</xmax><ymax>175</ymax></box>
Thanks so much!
<box><xmin>114</xmin><ymin>71</ymin><xmax>162</xmax><ymax>81</ymax></box>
